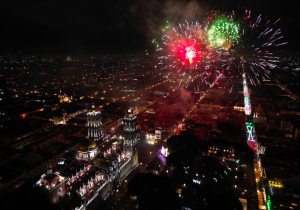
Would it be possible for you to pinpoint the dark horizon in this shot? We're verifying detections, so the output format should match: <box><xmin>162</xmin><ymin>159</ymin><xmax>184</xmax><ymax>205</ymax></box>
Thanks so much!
<box><xmin>1</xmin><ymin>0</ymin><xmax>299</xmax><ymax>54</ymax></box>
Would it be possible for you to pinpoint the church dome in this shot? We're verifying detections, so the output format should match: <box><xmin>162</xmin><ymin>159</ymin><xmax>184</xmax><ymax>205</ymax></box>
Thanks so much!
<box><xmin>40</xmin><ymin>173</ymin><xmax>61</xmax><ymax>189</ymax></box>
<box><xmin>78</xmin><ymin>139</ymin><xmax>97</xmax><ymax>151</ymax></box>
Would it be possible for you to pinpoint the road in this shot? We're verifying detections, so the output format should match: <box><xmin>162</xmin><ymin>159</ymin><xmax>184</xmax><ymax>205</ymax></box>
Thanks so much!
<box><xmin>169</xmin><ymin>73</ymin><xmax>223</xmax><ymax>136</ymax></box>
<box><xmin>100</xmin><ymin>71</ymin><xmax>224</xmax><ymax>209</ymax></box>
<box><xmin>242</xmin><ymin>64</ymin><xmax>266</xmax><ymax>209</ymax></box>
<box><xmin>254</xmin><ymin>162</ymin><xmax>266</xmax><ymax>209</ymax></box>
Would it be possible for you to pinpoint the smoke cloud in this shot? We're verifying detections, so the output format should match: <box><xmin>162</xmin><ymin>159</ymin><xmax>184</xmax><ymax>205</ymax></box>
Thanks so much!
<box><xmin>164</xmin><ymin>0</ymin><xmax>204</xmax><ymax>23</ymax></box>
<box><xmin>128</xmin><ymin>0</ymin><xmax>204</xmax><ymax>43</ymax></box>
<box><xmin>158</xmin><ymin>87</ymin><xmax>194</xmax><ymax>116</ymax></box>
<box><xmin>179</xmin><ymin>87</ymin><xmax>192</xmax><ymax>103</ymax></box>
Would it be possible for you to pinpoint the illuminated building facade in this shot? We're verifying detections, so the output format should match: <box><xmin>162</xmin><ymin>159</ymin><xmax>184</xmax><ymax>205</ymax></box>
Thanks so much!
<box><xmin>35</xmin><ymin>169</ymin><xmax>67</xmax><ymax>203</ymax></box>
<box><xmin>146</xmin><ymin>132</ymin><xmax>156</xmax><ymax>144</ymax></box>
<box><xmin>123</xmin><ymin>109</ymin><xmax>139</xmax><ymax>167</ymax></box>
<box><xmin>123</xmin><ymin>109</ymin><xmax>138</xmax><ymax>147</ymax></box>
<box><xmin>76</xmin><ymin>139</ymin><xmax>99</xmax><ymax>161</ymax></box>
<box><xmin>86</xmin><ymin>104</ymin><xmax>101</xmax><ymax>141</ymax></box>
<box><xmin>34</xmin><ymin>109</ymin><xmax>139</xmax><ymax>209</ymax></box>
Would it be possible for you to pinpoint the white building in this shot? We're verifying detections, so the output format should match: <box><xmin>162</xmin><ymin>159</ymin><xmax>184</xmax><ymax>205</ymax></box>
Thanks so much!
<box><xmin>86</xmin><ymin>104</ymin><xmax>101</xmax><ymax>141</ymax></box>
<box><xmin>76</xmin><ymin>139</ymin><xmax>99</xmax><ymax>161</ymax></box>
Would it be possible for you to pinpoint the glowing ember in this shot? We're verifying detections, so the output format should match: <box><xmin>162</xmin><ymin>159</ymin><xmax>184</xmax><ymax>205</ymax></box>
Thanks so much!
<box><xmin>185</xmin><ymin>47</ymin><xmax>196</xmax><ymax>64</ymax></box>
<box><xmin>160</xmin><ymin>146</ymin><xmax>168</xmax><ymax>157</ymax></box>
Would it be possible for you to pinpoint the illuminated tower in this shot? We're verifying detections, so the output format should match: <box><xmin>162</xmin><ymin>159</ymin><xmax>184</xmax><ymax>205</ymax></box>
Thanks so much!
<box><xmin>246</xmin><ymin>121</ymin><xmax>258</xmax><ymax>157</ymax></box>
<box><xmin>86</xmin><ymin>104</ymin><xmax>101</xmax><ymax>141</ymax></box>
<box><xmin>242</xmin><ymin>65</ymin><xmax>257</xmax><ymax>159</ymax></box>
<box><xmin>243</xmin><ymin>73</ymin><xmax>251</xmax><ymax>116</ymax></box>
<box><xmin>123</xmin><ymin>109</ymin><xmax>138</xmax><ymax>167</ymax></box>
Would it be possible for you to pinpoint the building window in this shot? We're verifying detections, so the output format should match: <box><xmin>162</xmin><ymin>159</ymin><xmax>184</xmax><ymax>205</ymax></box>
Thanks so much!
<box><xmin>81</xmin><ymin>189</ymin><xmax>86</xmax><ymax>196</ymax></box>
<box><xmin>57</xmin><ymin>187</ymin><xmax>63</xmax><ymax>194</ymax></box>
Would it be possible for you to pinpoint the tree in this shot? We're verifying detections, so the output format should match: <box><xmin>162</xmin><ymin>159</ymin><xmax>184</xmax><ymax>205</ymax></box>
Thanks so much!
<box><xmin>3</xmin><ymin>183</ymin><xmax>60</xmax><ymax>210</ymax></box>
<box><xmin>127</xmin><ymin>173</ymin><xmax>181</xmax><ymax>210</ymax></box>
<box><xmin>216</xmin><ymin>149</ymin><xmax>223</xmax><ymax>163</ymax></box>
<box><xmin>166</xmin><ymin>149</ymin><xmax>194</xmax><ymax>168</ymax></box>
<box><xmin>213</xmin><ymin>192</ymin><xmax>243</xmax><ymax>210</ymax></box>
<box><xmin>167</xmin><ymin>134</ymin><xmax>207</xmax><ymax>155</ymax></box>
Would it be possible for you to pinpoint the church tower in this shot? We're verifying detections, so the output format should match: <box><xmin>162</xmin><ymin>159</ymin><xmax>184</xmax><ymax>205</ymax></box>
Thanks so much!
<box><xmin>86</xmin><ymin>104</ymin><xmax>101</xmax><ymax>141</ymax></box>
<box><xmin>123</xmin><ymin>109</ymin><xmax>138</xmax><ymax>168</ymax></box>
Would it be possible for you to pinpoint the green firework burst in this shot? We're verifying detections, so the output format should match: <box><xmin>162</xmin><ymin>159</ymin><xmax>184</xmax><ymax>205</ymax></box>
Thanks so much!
<box><xmin>208</xmin><ymin>18</ymin><xmax>240</xmax><ymax>50</ymax></box>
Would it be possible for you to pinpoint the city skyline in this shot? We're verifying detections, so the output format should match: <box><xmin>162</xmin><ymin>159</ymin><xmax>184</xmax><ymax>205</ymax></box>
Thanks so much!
<box><xmin>1</xmin><ymin>1</ymin><xmax>300</xmax><ymax>210</ymax></box>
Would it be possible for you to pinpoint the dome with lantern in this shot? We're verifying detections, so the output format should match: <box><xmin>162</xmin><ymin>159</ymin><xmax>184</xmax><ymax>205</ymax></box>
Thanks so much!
<box><xmin>36</xmin><ymin>169</ymin><xmax>66</xmax><ymax>190</ymax></box>
<box><xmin>78</xmin><ymin>139</ymin><xmax>97</xmax><ymax>151</ymax></box>
<box><xmin>76</xmin><ymin>139</ymin><xmax>99</xmax><ymax>161</ymax></box>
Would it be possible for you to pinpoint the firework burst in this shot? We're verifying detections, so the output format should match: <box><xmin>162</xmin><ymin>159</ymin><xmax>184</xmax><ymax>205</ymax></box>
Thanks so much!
<box><xmin>153</xmin><ymin>20</ymin><xmax>212</xmax><ymax>71</ymax></box>
<box><xmin>152</xmin><ymin>8</ymin><xmax>287</xmax><ymax>91</ymax></box>
<box><xmin>207</xmin><ymin>18</ymin><xmax>240</xmax><ymax>51</ymax></box>
<box><xmin>237</xmin><ymin>9</ymin><xmax>288</xmax><ymax>85</ymax></box>
<box><xmin>152</xmin><ymin>20</ymin><xmax>220</xmax><ymax>92</ymax></box>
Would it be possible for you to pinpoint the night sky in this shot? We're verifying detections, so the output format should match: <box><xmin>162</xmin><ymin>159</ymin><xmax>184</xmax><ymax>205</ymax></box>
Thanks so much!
<box><xmin>0</xmin><ymin>0</ymin><xmax>299</xmax><ymax>54</ymax></box>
